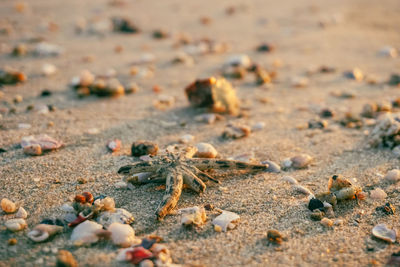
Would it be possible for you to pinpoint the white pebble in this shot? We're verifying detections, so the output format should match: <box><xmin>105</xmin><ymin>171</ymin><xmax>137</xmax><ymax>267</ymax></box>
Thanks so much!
<box><xmin>108</xmin><ymin>223</ymin><xmax>138</xmax><ymax>247</ymax></box>
<box><xmin>251</xmin><ymin>122</ymin><xmax>265</xmax><ymax>131</ymax></box>
<box><xmin>70</xmin><ymin>221</ymin><xmax>105</xmax><ymax>245</ymax></box>
<box><xmin>384</xmin><ymin>169</ymin><xmax>400</xmax><ymax>183</ymax></box>
<box><xmin>41</xmin><ymin>63</ymin><xmax>57</xmax><ymax>76</ymax></box>
<box><xmin>370</xmin><ymin>188</ymin><xmax>387</xmax><ymax>199</ymax></box>
<box><xmin>16</xmin><ymin>207</ymin><xmax>28</xmax><ymax>219</ymax></box>
<box><xmin>179</xmin><ymin>134</ymin><xmax>194</xmax><ymax>144</ymax></box>
<box><xmin>194</xmin><ymin>143</ymin><xmax>218</xmax><ymax>158</ymax></box>
<box><xmin>5</xmin><ymin>218</ymin><xmax>27</xmax><ymax>232</ymax></box>
<box><xmin>115</xmin><ymin>181</ymin><xmax>128</xmax><ymax>189</ymax></box>
<box><xmin>282</xmin><ymin>176</ymin><xmax>298</xmax><ymax>184</ymax></box>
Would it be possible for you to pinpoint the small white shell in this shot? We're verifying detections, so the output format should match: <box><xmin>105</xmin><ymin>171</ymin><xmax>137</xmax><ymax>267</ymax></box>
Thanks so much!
<box><xmin>1</xmin><ymin>198</ymin><xmax>17</xmax><ymax>213</ymax></box>
<box><xmin>334</xmin><ymin>187</ymin><xmax>356</xmax><ymax>200</ymax></box>
<box><xmin>179</xmin><ymin>206</ymin><xmax>207</xmax><ymax>227</ymax></box>
<box><xmin>27</xmin><ymin>224</ymin><xmax>63</xmax><ymax>242</ymax></box>
<box><xmin>212</xmin><ymin>210</ymin><xmax>240</xmax><ymax>232</ymax></box>
<box><xmin>70</xmin><ymin>220</ymin><xmax>105</xmax><ymax>245</ymax></box>
<box><xmin>282</xmin><ymin>176</ymin><xmax>298</xmax><ymax>184</ymax></box>
<box><xmin>384</xmin><ymin>169</ymin><xmax>400</xmax><ymax>183</ymax></box>
<box><xmin>16</xmin><ymin>207</ymin><xmax>28</xmax><ymax>219</ymax></box>
<box><xmin>290</xmin><ymin>154</ymin><xmax>313</xmax><ymax>169</ymax></box>
<box><xmin>96</xmin><ymin>208</ymin><xmax>134</xmax><ymax>228</ymax></box>
<box><xmin>372</xmin><ymin>224</ymin><xmax>396</xmax><ymax>243</ymax></box>
<box><xmin>194</xmin><ymin>143</ymin><xmax>218</xmax><ymax>158</ymax></box>
<box><xmin>5</xmin><ymin>218</ymin><xmax>27</xmax><ymax>232</ymax></box>
<box><xmin>261</xmin><ymin>160</ymin><xmax>281</xmax><ymax>173</ymax></box>
<box><xmin>370</xmin><ymin>188</ymin><xmax>387</xmax><ymax>200</ymax></box>
<box><xmin>108</xmin><ymin>222</ymin><xmax>139</xmax><ymax>247</ymax></box>
<box><xmin>293</xmin><ymin>185</ymin><xmax>313</xmax><ymax>195</ymax></box>
<box><xmin>320</xmin><ymin>218</ymin><xmax>333</xmax><ymax>227</ymax></box>
<box><xmin>179</xmin><ymin>134</ymin><xmax>194</xmax><ymax>144</ymax></box>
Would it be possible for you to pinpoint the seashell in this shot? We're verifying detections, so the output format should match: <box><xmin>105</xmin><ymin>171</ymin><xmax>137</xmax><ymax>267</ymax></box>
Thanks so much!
<box><xmin>126</xmin><ymin>172</ymin><xmax>154</xmax><ymax>184</ymax></box>
<box><xmin>96</xmin><ymin>208</ymin><xmax>134</xmax><ymax>228</ymax></box>
<box><xmin>372</xmin><ymin>224</ymin><xmax>396</xmax><ymax>243</ymax></box>
<box><xmin>33</xmin><ymin>42</ymin><xmax>63</xmax><ymax>57</ymax></box>
<box><xmin>16</xmin><ymin>207</ymin><xmax>27</xmax><ymax>219</ymax></box>
<box><xmin>378</xmin><ymin>46</ymin><xmax>397</xmax><ymax>58</ymax></box>
<box><xmin>107</xmin><ymin>139</ymin><xmax>121</xmax><ymax>152</ymax></box>
<box><xmin>56</xmin><ymin>250</ymin><xmax>78</xmax><ymax>267</ymax></box>
<box><xmin>281</xmin><ymin>158</ymin><xmax>293</xmax><ymax>168</ymax></box>
<box><xmin>344</xmin><ymin>68</ymin><xmax>363</xmax><ymax>81</ymax></box>
<box><xmin>223</xmin><ymin>54</ymin><xmax>251</xmax><ymax>68</ymax></box>
<box><xmin>108</xmin><ymin>223</ymin><xmax>139</xmax><ymax>247</ymax></box>
<box><xmin>70</xmin><ymin>220</ymin><xmax>109</xmax><ymax>245</ymax></box>
<box><xmin>23</xmin><ymin>144</ymin><xmax>42</xmax><ymax>156</ymax></box>
<box><xmin>5</xmin><ymin>218</ymin><xmax>27</xmax><ymax>232</ymax></box>
<box><xmin>334</xmin><ymin>187</ymin><xmax>356</xmax><ymax>200</ymax></box>
<box><xmin>21</xmin><ymin>134</ymin><xmax>63</xmax><ymax>151</ymax></box>
<box><xmin>261</xmin><ymin>160</ymin><xmax>281</xmax><ymax>173</ymax></box>
<box><xmin>194</xmin><ymin>113</ymin><xmax>220</xmax><ymax>124</ymax></box>
<box><xmin>139</xmin><ymin>259</ymin><xmax>154</xmax><ymax>267</ymax></box>
<box><xmin>282</xmin><ymin>176</ymin><xmax>298</xmax><ymax>184</ymax></box>
<box><xmin>222</xmin><ymin>124</ymin><xmax>251</xmax><ymax>139</ymax></box>
<box><xmin>251</xmin><ymin>122</ymin><xmax>265</xmax><ymax>131</ymax></box>
<box><xmin>179</xmin><ymin>134</ymin><xmax>194</xmax><ymax>144</ymax></box>
<box><xmin>293</xmin><ymin>185</ymin><xmax>313</xmax><ymax>195</ymax></box>
<box><xmin>131</xmin><ymin>140</ymin><xmax>158</xmax><ymax>157</ymax></box>
<box><xmin>320</xmin><ymin>218</ymin><xmax>333</xmax><ymax>227</ymax></box>
<box><xmin>126</xmin><ymin>247</ymin><xmax>153</xmax><ymax>265</ymax></box>
<box><xmin>290</xmin><ymin>154</ymin><xmax>313</xmax><ymax>169</ymax></box>
<box><xmin>1</xmin><ymin>198</ymin><xmax>17</xmax><ymax>213</ymax></box>
<box><xmin>384</xmin><ymin>169</ymin><xmax>400</xmax><ymax>183</ymax></box>
<box><xmin>370</xmin><ymin>188</ymin><xmax>387</xmax><ymax>200</ymax></box>
<box><xmin>41</xmin><ymin>63</ymin><xmax>57</xmax><ymax>76</ymax></box>
<box><xmin>27</xmin><ymin>224</ymin><xmax>63</xmax><ymax>242</ymax></box>
<box><xmin>179</xmin><ymin>206</ymin><xmax>207</xmax><ymax>227</ymax></box>
<box><xmin>212</xmin><ymin>210</ymin><xmax>240</xmax><ymax>232</ymax></box>
<box><xmin>267</xmin><ymin>229</ymin><xmax>285</xmax><ymax>244</ymax></box>
<box><xmin>194</xmin><ymin>143</ymin><xmax>218</xmax><ymax>158</ymax></box>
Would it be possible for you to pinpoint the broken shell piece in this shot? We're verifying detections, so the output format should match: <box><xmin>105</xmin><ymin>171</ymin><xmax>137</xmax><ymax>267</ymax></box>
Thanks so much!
<box><xmin>126</xmin><ymin>247</ymin><xmax>153</xmax><ymax>265</ymax></box>
<box><xmin>23</xmin><ymin>144</ymin><xmax>42</xmax><ymax>156</ymax></box>
<box><xmin>384</xmin><ymin>169</ymin><xmax>400</xmax><ymax>183</ymax></box>
<box><xmin>372</xmin><ymin>224</ymin><xmax>396</xmax><ymax>243</ymax></box>
<box><xmin>320</xmin><ymin>218</ymin><xmax>333</xmax><ymax>227</ymax></box>
<box><xmin>107</xmin><ymin>139</ymin><xmax>121</xmax><ymax>152</ymax></box>
<box><xmin>93</xmin><ymin>196</ymin><xmax>116</xmax><ymax>212</ymax></box>
<box><xmin>212</xmin><ymin>210</ymin><xmax>240</xmax><ymax>232</ymax></box>
<box><xmin>126</xmin><ymin>172</ymin><xmax>154</xmax><ymax>184</ymax></box>
<box><xmin>179</xmin><ymin>134</ymin><xmax>194</xmax><ymax>144</ymax></box>
<box><xmin>328</xmin><ymin>174</ymin><xmax>352</xmax><ymax>191</ymax></box>
<box><xmin>108</xmin><ymin>223</ymin><xmax>139</xmax><ymax>247</ymax></box>
<box><xmin>290</xmin><ymin>154</ymin><xmax>313</xmax><ymax>169</ymax></box>
<box><xmin>5</xmin><ymin>218</ymin><xmax>27</xmax><ymax>232</ymax></box>
<box><xmin>344</xmin><ymin>68</ymin><xmax>363</xmax><ymax>81</ymax></box>
<box><xmin>33</xmin><ymin>42</ymin><xmax>63</xmax><ymax>57</ymax></box>
<box><xmin>194</xmin><ymin>143</ymin><xmax>218</xmax><ymax>158</ymax></box>
<box><xmin>222</xmin><ymin>124</ymin><xmax>251</xmax><ymax>139</ymax></box>
<box><xmin>179</xmin><ymin>206</ymin><xmax>207</xmax><ymax>227</ymax></box>
<box><xmin>334</xmin><ymin>187</ymin><xmax>357</xmax><ymax>201</ymax></box>
<box><xmin>1</xmin><ymin>198</ymin><xmax>17</xmax><ymax>213</ymax></box>
<box><xmin>293</xmin><ymin>185</ymin><xmax>313</xmax><ymax>195</ymax></box>
<box><xmin>185</xmin><ymin>77</ymin><xmax>240</xmax><ymax>115</ymax></box>
<box><xmin>21</xmin><ymin>135</ymin><xmax>63</xmax><ymax>151</ymax></box>
<box><xmin>261</xmin><ymin>160</ymin><xmax>281</xmax><ymax>173</ymax></box>
<box><xmin>70</xmin><ymin>221</ymin><xmax>109</xmax><ymax>245</ymax></box>
<box><xmin>41</xmin><ymin>63</ymin><xmax>57</xmax><ymax>76</ymax></box>
<box><xmin>267</xmin><ymin>229</ymin><xmax>285</xmax><ymax>244</ymax></box>
<box><xmin>27</xmin><ymin>224</ymin><xmax>63</xmax><ymax>242</ymax></box>
<box><xmin>96</xmin><ymin>208</ymin><xmax>134</xmax><ymax>228</ymax></box>
<box><xmin>282</xmin><ymin>176</ymin><xmax>298</xmax><ymax>184</ymax></box>
<box><xmin>370</xmin><ymin>188</ymin><xmax>387</xmax><ymax>200</ymax></box>
<box><xmin>16</xmin><ymin>207</ymin><xmax>27</xmax><ymax>219</ymax></box>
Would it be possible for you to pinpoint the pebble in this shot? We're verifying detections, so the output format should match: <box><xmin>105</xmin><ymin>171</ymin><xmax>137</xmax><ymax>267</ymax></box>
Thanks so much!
<box><xmin>15</xmin><ymin>207</ymin><xmax>27</xmax><ymax>219</ymax></box>
<box><xmin>5</xmin><ymin>218</ymin><xmax>27</xmax><ymax>232</ymax></box>
<box><xmin>320</xmin><ymin>218</ymin><xmax>333</xmax><ymax>227</ymax></box>
<box><xmin>139</xmin><ymin>259</ymin><xmax>154</xmax><ymax>267</ymax></box>
<box><xmin>372</xmin><ymin>224</ymin><xmax>396</xmax><ymax>243</ymax></box>
<box><xmin>41</xmin><ymin>63</ymin><xmax>57</xmax><ymax>76</ymax></box>
<box><xmin>8</xmin><ymin>238</ymin><xmax>17</xmax><ymax>245</ymax></box>
<box><xmin>107</xmin><ymin>139</ymin><xmax>121</xmax><ymax>152</ymax></box>
<box><xmin>370</xmin><ymin>188</ymin><xmax>387</xmax><ymax>199</ymax></box>
<box><xmin>223</xmin><ymin>54</ymin><xmax>251</xmax><ymax>68</ymax></box>
<box><xmin>310</xmin><ymin>210</ymin><xmax>325</xmax><ymax>221</ymax></box>
<box><xmin>194</xmin><ymin>143</ymin><xmax>218</xmax><ymax>158</ymax></box>
<box><xmin>212</xmin><ymin>210</ymin><xmax>240</xmax><ymax>232</ymax></box>
<box><xmin>222</xmin><ymin>124</ymin><xmax>251</xmax><ymax>139</ymax></box>
<box><xmin>291</xmin><ymin>76</ymin><xmax>309</xmax><ymax>88</ymax></box>
<box><xmin>13</xmin><ymin>94</ymin><xmax>23</xmax><ymax>103</ymax></box>
<box><xmin>115</xmin><ymin>181</ymin><xmax>128</xmax><ymax>189</ymax></box>
<box><xmin>56</xmin><ymin>250</ymin><xmax>78</xmax><ymax>267</ymax></box>
<box><xmin>179</xmin><ymin>206</ymin><xmax>207</xmax><ymax>227</ymax></box>
<box><xmin>308</xmin><ymin>198</ymin><xmax>324</xmax><ymax>211</ymax></box>
<box><xmin>131</xmin><ymin>141</ymin><xmax>158</xmax><ymax>157</ymax></box>
<box><xmin>290</xmin><ymin>154</ymin><xmax>313</xmax><ymax>169</ymax></box>
<box><xmin>1</xmin><ymin>198</ymin><xmax>17</xmax><ymax>213</ymax></box>
<box><xmin>384</xmin><ymin>169</ymin><xmax>400</xmax><ymax>183</ymax></box>
<box><xmin>109</xmin><ymin>223</ymin><xmax>139</xmax><ymax>247</ymax></box>
<box><xmin>179</xmin><ymin>134</ymin><xmax>194</xmax><ymax>144</ymax></box>
<box><xmin>28</xmin><ymin>224</ymin><xmax>63</xmax><ymax>242</ymax></box>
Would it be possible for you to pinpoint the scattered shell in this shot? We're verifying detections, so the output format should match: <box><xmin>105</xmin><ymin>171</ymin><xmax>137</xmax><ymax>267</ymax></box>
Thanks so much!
<box><xmin>126</xmin><ymin>172</ymin><xmax>154</xmax><ymax>185</ymax></box>
<box><xmin>212</xmin><ymin>210</ymin><xmax>240</xmax><ymax>232</ymax></box>
<box><xmin>320</xmin><ymin>218</ymin><xmax>333</xmax><ymax>227</ymax></box>
<box><xmin>290</xmin><ymin>154</ymin><xmax>313</xmax><ymax>169</ymax></box>
<box><xmin>194</xmin><ymin>113</ymin><xmax>221</xmax><ymax>124</ymax></box>
<box><xmin>96</xmin><ymin>208</ymin><xmax>134</xmax><ymax>228</ymax></box>
<box><xmin>41</xmin><ymin>63</ymin><xmax>57</xmax><ymax>76</ymax></box>
<box><xmin>179</xmin><ymin>206</ymin><xmax>207</xmax><ymax>227</ymax></box>
<box><xmin>384</xmin><ymin>169</ymin><xmax>400</xmax><ymax>183</ymax></box>
<box><xmin>179</xmin><ymin>134</ymin><xmax>194</xmax><ymax>144</ymax></box>
<box><xmin>267</xmin><ymin>229</ymin><xmax>285</xmax><ymax>244</ymax></box>
<box><xmin>70</xmin><ymin>220</ymin><xmax>109</xmax><ymax>245</ymax></box>
<box><xmin>5</xmin><ymin>218</ymin><xmax>27</xmax><ymax>232</ymax></box>
<box><xmin>372</xmin><ymin>224</ymin><xmax>396</xmax><ymax>243</ymax></box>
<box><xmin>33</xmin><ymin>42</ymin><xmax>63</xmax><ymax>57</ymax></box>
<box><xmin>131</xmin><ymin>141</ymin><xmax>158</xmax><ymax>157</ymax></box>
<box><xmin>185</xmin><ymin>77</ymin><xmax>240</xmax><ymax>115</ymax></box>
<box><xmin>291</xmin><ymin>76</ymin><xmax>309</xmax><ymax>88</ymax></box>
<box><xmin>222</xmin><ymin>124</ymin><xmax>251</xmax><ymax>139</ymax></box>
<box><xmin>109</xmin><ymin>223</ymin><xmax>139</xmax><ymax>247</ymax></box>
<box><xmin>112</xmin><ymin>17</ymin><xmax>140</xmax><ymax>33</ymax></box>
<box><xmin>370</xmin><ymin>188</ymin><xmax>387</xmax><ymax>200</ymax></box>
<box><xmin>344</xmin><ymin>68</ymin><xmax>363</xmax><ymax>81</ymax></box>
<box><xmin>282</xmin><ymin>176</ymin><xmax>298</xmax><ymax>184</ymax></box>
<box><xmin>1</xmin><ymin>198</ymin><xmax>17</xmax><ymax>213</ymax></box>
<box><xmin>379</xmin><ymin>46</ymin><xmax>397</xmax><ymax>58</ymax></box>
<box><xmin>194</xmin><ymin>143</ymin><xmax>218</xmax><ymax>158</ymax></box>
<box><xmin>21</xmin><ymin>135</ymin><xmax>63</xmax><ymax>151</ymax></box>
<box><xmin>27</xmin><ymin>224</ymin><xmax>63</xmax><ymax>242</ymax></box>
<box><xmin>224</xmin><ymin>54</ymin><xmax>251</xmax><ymax>68</ymax></box>
<box><xmin>23</xmin><ymin>144</ymin><xmax>42</xmax><ymax>156</ymax></box>
<box><xmin>126</xmin><ymin>247</ymin><xmax>153</xmax><ymax>265</ymax></box>
<box><xmin>252</xmin><ymin>122</ymin><xmax>265</xmax><ymax>131</ymax></box>
<box><xmin>107</xmin><ymin>139</ymin><xmax>121</xmax><ymax>152</ymax></box>
<box><xmin>56</xmin><ymin>250</ymin><xmax>78</xmax><ymax>267</ymax></box>
<box><xmin>293</xmin><ymin>185</ymin><xmax>313</xmax><ymax>195</ymax></box>
<box><xmin>16</xmin><ymin>207</ymin><xmax>27</xmax><ymax>219</ymax></box>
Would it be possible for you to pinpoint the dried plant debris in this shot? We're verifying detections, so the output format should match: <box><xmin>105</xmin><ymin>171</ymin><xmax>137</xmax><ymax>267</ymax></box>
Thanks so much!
<box><xmin>185</xmin><ymin>77</ymin><xmax>240</xmax><ymax>115</ymax></box>
<box><xmin>118</xmin><ymin>152</ymin><xmax>268</xmax><ymax>220</ymax></box>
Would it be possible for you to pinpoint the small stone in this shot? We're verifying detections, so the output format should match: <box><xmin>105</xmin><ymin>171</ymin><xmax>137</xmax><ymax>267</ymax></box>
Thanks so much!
<box><xmin>179</xmin><ymin>134</ymin><xmax>194</xmax><ymax>144</ymax></box>
<box><xmin>13</xmin><ymin>94</ymin><xmax>23</xmax><ymax>103</ymax></box>
<box><xmin>252</xmin><ymin>122</ymin><xmax>265</xmax><ymax>131</ymax></box>
<box><xmin>310</xmin><ymin>210</ymin><xmax>325</xmax><ymax>221</ymax></box>
<box><xmin>308</xmin><ymin>119</ymin><xmax>328</xmax><ymax>129</ymax></box>
<box><xmin>1</xmin><ymin>198</ymin><xmax>17</xmax><ymax>213</ymax></box>
<box><xmin>344</xmin><ymin>68</ymin><xmax>363</xmax><ymax>81</ymax></box>
<box><xmin>223</xmin><ymin>54</ymin><xmax>251</xmax><ymax>68</ymax></box>
<box><xmin>370</xmin><ymin>188</ymin><xmax>387</xmax><ymax>199</ymax></box>
<box><xmin>70</xmin><ymin>221</ymin><xmax>107</xmax><ymax>245</ymax></box>
<box><xmin>290</xmin><ymin>154</ymin><xmax>313</xmax><ymax>169</ymax></box>
<box><xmin>16</xmin><ymin>207</ymin><xmax>27</xmax><ymax>219</ymax></box>
<box><xmin>41</xmin><ymin>63</ymin><xmax>57</xmax><ymax>76</ymax></box>
<box><xmin>291</xmin><ymin>76</ymin><xmax>309</xmax><ymax>88</ymax></box>
<box><xmin>261</xmin><ymin>160</ymin><xmax>281</xmax><ymax>173</ymax></box>
<box><xmin>5</xmin><ymin>218</ymin><xmax>27</xmax><ymax>232</ymax></box>
<box><xmin>384</xmin><ymin>169</ymin><xmax>400</xmax><ymax>183</ymax></box>
<box><xmin>131</xmin><ymin>141</ymin><xmax>158</xmax><ymax>157</ymax></box>
<box><xmin>256</xmin><ymin>43</ymin><xmax>275</xmax><ymax>53</ymax></box>
<box><xmin>194</xmin><ymin>143</ymin><xmax>218</xmax><ymax>158</ymax></box>
<box><xmin>320</xmin><ymin>218</ymin><xmax>333</xmax><ymax>227</ymax></box>
<box><xmin>372</xmin><ymin>224</ymin><xmax>396</xmax><ymax>243</ymax></box>
<box><xmin>23</xmin><ymin>144</ymin><xmax>42</xmax><ymax>156</ymax></box>
<box><xmin>139</xmin><ymin>259</ymin><xmax>154</xmax><ymax>267</ymax></box>
<box><xmin>293</xmin><ymin>185</ymin><xmax>313</xmax><ymax>195</ymax></box>
<box><xmin>112</xmin><ymin>17</ymin><xmax>140</xmax><ymax>33</ymax></box>
<box><xmin>267</xmin><ymin>229</ymin><xmax>285</xmax><ymax>244</ymax></box>
<box><xmin>56</xmin><ymin>250</ymin><xmax>78</xmax><ymax>267</ymax></box>
<box><xmin>109</xmin><ymin>223</ymin><xmax>138</xmax><ymax>247</ymax></box>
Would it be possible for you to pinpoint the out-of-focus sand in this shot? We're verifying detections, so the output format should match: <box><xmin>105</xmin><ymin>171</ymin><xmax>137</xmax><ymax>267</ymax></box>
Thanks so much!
<box><xmin>1</xmin><ymin>0</ymin><xmax>400</xmax><ymax>266</ymax></box>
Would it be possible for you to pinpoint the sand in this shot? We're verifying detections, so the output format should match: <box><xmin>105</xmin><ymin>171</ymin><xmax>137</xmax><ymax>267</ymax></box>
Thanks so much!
<box><xmin>1</xmin><ymin>0</ymin><xmax>400</xmax><ymax>266</ymax></box>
